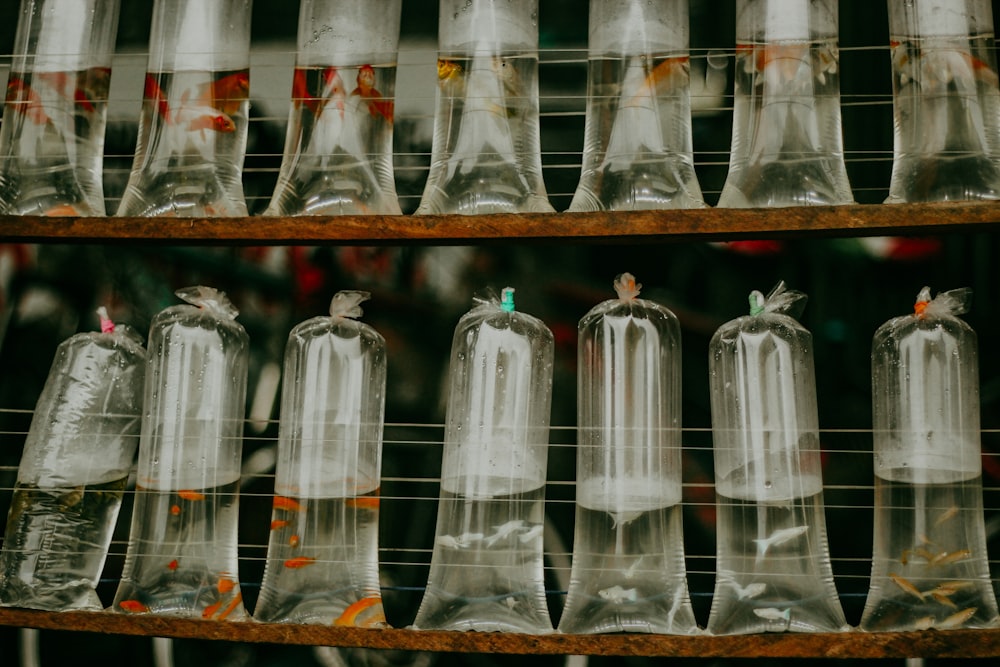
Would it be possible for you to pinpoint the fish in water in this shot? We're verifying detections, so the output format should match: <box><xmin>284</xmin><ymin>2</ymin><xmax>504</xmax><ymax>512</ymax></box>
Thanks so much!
<box><xmin>598</xmin><ymin>585</ymin><xmax>638</xmax><ymax>604</ymax></box>
<box><xmin>485</xmin><ymin>520</ymin><xmax>525</xmax><ymax>547</ymax></box>
<box><xmin>731</xmin><ymin>582</ymin><xmax>767</xmax><ymax>600</ymax></box>
<box><xmin>753</xmin><ymin>607</ymin><xmax>792</xmax><ymax>623</ymax></box>
<box><xmin>753</xmin><ymin>525</ymin><xmax>809</xmax><ymax>558</ymax></box>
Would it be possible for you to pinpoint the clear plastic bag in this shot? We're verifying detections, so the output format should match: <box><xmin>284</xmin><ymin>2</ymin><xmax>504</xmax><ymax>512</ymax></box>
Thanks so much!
<box><xmin>706</xmin><ymin>282</ymin><xmax>847</xmax><ymax>634</ymax></box>
<box><xmin>113</xmin><ymin>286</ymin><xmax>249</xmax><ymax>619</ymax></box>
<box><xmin>559</xmin><ymin>274</ymin><xmax>698</xmax><ymax>634</ymax></box>
<box><xmin>413</xmin><ymin>287</ymin><xmax>554</xmax><ymax>632</ymax></box>
<box><xmin>0</xmin><ymin>308</ymin><xmax>145</xmax><ymax>610</ymax></box>
<box><xmin>860</xmin><ymin>287</ymin><xmax>1000</xmax><ymax>631</ymax></box>
<box><xmin>254</xmin><ymin>291</ymin><xmax>388</xmax><ymax>627</ymax></box>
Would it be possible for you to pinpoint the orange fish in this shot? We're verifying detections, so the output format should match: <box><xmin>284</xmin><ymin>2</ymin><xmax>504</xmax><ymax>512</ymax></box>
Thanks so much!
<box><xmin>170</xmin><ymin>504</ymin><xmax>181</xmax><ymax>516</ymax></box>
<box><xmin>333</xmin><ymin>596</ymin><xmax>386</xmax><ymax>628</ymax></box>
<box><xmin>346</xmin><ymin>495</ymin><xmax>380</xmax><ymax>511</ymax></box>
<box><xmin>119</xmin><ymin>599</ymin><xmax>149</xmax><ymax>613</ymax></box>
<box><xmin>202</xmin><ymin>599</ymin><xmax>223</xmax><ymax>619</ymax></box>
<box><xmin>738</xmin><ymin>42</ymin><xmax>808</xmax><ymax>81</ymax></box>
<box><xmin>217</xmin><ymin>576</ymin><xmax>236</xmax><ymax>594</ymax></box>
<box><xmin>288</xmin><ymin>534</ymin><xmax>300</xmax><ymax>548</ymax></box>
<box><xmin>270</xmin><ymin>519</ymin><xmax>289</xmax><ymax>530</ymax></box>
<box><xmin>178</xmin><ymin>489</ymin><xmax>206</xmax><ymax>501</ymax></box>
<box><xmin>35</xmin><ymin>70</ymin><xmax>97</xmax><ymax>113</ymax></box>
<box><xmin>185</xmin><ymin>112</ymin><xmax>236</xmax><ymax>133</ymax></box>
<box><xmin>217</xmin><ymin>592</ymin><xmax>243</xmax><ymax>620</ymax></box>
<box><xmin>293</xmin><ymin>66</ymin><xmax>340</xmax><ymax>115</ymax></box>
<box><xmin>204</xmin><ymin>70</ymin><xmax>249</xmax><ymax>115</ymax></box>
<box><xmin>283</xmin><ymin>556</ymin><xmax>316</xmax><ymax>569</ymax></box>
<box><xmin>144</xmin><ymin>73</ymin><xmax>171</xmax><ymax>121</ymax></box>
<box><xmin>167</xmin><ymin>559</ymin><xmax>179</xmax><ymax>571</ymax></box>
<box><xmin>351</xmin><ymin>64</ymin><xmax>393</xmax><ymax>122</ymax></box>
<box><xmin>5</xmin><ymin>76</ymin><xmax>50</xmax><ymax>125</ymax></box>
<box><xmin>273</xmin><ymin>495</ymin><xmax>303</xmax><ymax>512</ymax></box>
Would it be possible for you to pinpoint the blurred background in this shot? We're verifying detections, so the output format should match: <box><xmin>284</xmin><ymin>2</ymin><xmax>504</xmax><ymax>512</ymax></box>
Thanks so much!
<box><xmin>0</xmin><ymin>1</ymin><xmax>999</xmax><ymax>665</ymax></box>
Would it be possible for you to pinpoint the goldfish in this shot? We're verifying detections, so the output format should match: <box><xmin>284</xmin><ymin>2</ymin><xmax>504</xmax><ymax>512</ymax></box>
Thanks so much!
<box><xmin>288</xmin><ymin>534</ymin><xmax>300</xmax><ymax>548</ymax></box>
<box><xmin>270</xmin><ymin>519</ymin><xmax>289</xmax><ymax>530</ymax></box>
<box><xmin>351</xmin><ymin>64</ymin><xmax>393</xmax><ymax>122</ymax></box>
<box><xmin>293</xmin><ymin>66</ymin><xmax>337</xmax><ymax>115</ymax></box>
<box><xmin>170</xmin><ymin>504</ymin><xmax>181</xmax><ymax>516</ymax></box>
<box><xmin>889</xmin><ymin>573</ymin><xmax>925</xmax><ymax>601</ymax></box>
<box><xmin>217</xmin><ymin>592</ymin><xmax>243</xmax><ymax>620</ymax></box>
<box><xmin>42</xmin><ymin>204</ymin><xmax>84</xmax><ymax>217</ymax></box>
<box><xmin>183</xmin><ymin>111</ymin><xmax>236</xmax><ymax>133</ymax></box>
<box><xmin>273</xmin><ymin>495</ymin><xmax>303</xmax><ymax>512</ymax></box>
<box><xmin>346</xmin><ymin>495</ymin><xmax>380</xmax><ymax>511</ymax></box>
<box><xmin>738</xmin><ymin>42</ymin><xmax>811</xmax><ymax>83</ymax></box>
<box><xmin>632</xmin><ymin>55</ymin><xmax>690</xmax><ymax>102</ymax></box>
<box><xmin>333</xmin><ymin>596</ymin><xmax>386</xmax><ymax>628</ymax></box>
<box><xmin>167</xmin><ymin>559</ymin><xmax>179</xmax><ymax>571</ymax></box>
<box><xmin>753</xmin><ymin>525</ymin><xmax>809</xmax><ymax>558</ymax></box>
<box><xmin>119</xmin><ymin>599</ymin><xmax>149</xmax><ymax>613</ymax></box>
<box><xmin>217</xmin><ymin>576</ymin><xmax>236</xmax><ymax>594</ymax></box>
<box><xmin>144</xmin><ymin>73</ymin><xmax>171</xmax><ymax>122</ymax></box>
<box><xmin>284</xmin><ymin>556</ymin><xmax>316</xmax><ymax>568</ymax></box>
<box><xmin>437</xmin><ymin>59</ymin><xmax>464</xmax><ymax>87</ymax></box>
<box><xmin>203</xmin><ymin>70</ymin><xmax>249</xmax><ymax>115</ymax></box>
<box><xmin>202</xmin><ymin>600</ymin><xmax>223</xmax><ymax>619</ymax></box>
<box><xmin>937</xmin><ymin>606</ymin><xmax>978</xmax><ymax>629</ymax></box>
<box><xmin>178</xmin><ymin>489</ymin><xmax>206</xmax><ymax>501</ymax></box>
<box><xmin>6</xmin><ymin>76</ymin><xmax>50</xmax><ymax>125</ymax></box>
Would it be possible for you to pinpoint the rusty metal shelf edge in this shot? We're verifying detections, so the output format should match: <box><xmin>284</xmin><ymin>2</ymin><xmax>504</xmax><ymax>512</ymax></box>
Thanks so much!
<box><xmin>1</xmin><ymin>201</ymin><xmax>999</xmax><ymax>244</ymax></box>
<box><xmin>1</xmin><ymin>608</ymin><xmax>1000</xmax><ymax>658</ymax></box>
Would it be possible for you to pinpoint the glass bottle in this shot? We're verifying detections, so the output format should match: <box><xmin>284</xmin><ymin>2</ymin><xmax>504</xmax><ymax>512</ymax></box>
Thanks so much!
<box><xmin>0</xmin><ymin>0</ymin><xmax>120</xmax><ymax>216</ymax></box>
<box><xmin>706</xmin><ymin>282</ymin><xmax>847</xmax><ymax>634</ymax></box>
<box><xmin>413</xmin><ymin>288</ymin><xmax>554</xmax><ymax>632</ymax></box>
<box><xmin>559</xmin><ymin>274</ymin><xmax>698</xmax><ymax>635</ymax></box>
<box><xmin>885</xmin><ymin>0</ymin><xmax>1000</xmax><ymax>203</ymax></box>
<box><xmin>717</xmin><ymin>0</ymin><xmax>854</xmax><ymax>207</ymax></box>
<box><xmin>569</xmin><ymin>0</ymin><xmax>705</xmax><ymax>211</ymax></box>
<box><xmin>0</xmin><ymin>309</ymin><xmax>144</xmax><ymax>611</ymax></box>
<box><xmin>113</xmin><ymin>287</ymin><xmax>249</xmax><ymax>619</ymax></box>
<box><xmin>116</xmin><ymin>0</ymin><xmax>252</xmax><ymax>217</ymax></box>
<box><xmin>254</xmin><ymin>291</ymin><xmax>388</xmax><ymax>627</ymax></box>
<box><xmin>415</xmin><ymin>0</ymin><xmax>554</xmax><ymax>215</ymax></box>
<box><xmin>860</xmin><ymin>287</ymin><xmax>1000</xmax><ymax>631</ymax></box>
<box><xmin>264</xmin><ymin>0</ymin><xmax>402</xmax><ymax>216</ymax></box>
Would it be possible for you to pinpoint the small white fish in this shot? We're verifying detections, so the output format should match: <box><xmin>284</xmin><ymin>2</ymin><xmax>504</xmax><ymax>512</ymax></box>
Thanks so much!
<box><xmin>435</xmin><ymin>532</ymin><xmax>484</xmax><ymax>549</ymax></box>
<box><xmin>609</xmin><ymin>510</ymin><xmax>643</xmax><ymax>529</ymax></box>
<box><xmin>518</xmin><ymin>524</ymin><xmax>543</xmax><ymax>544</ymax></box>
<box><xmin>753</xmin><ymin>525</ymin><xmax>809</xmax><ymax>558</ymax></box>
<box><xmin>732</xmin><ymin>582</ymin><xmax>767</xmax><ymax>600</ymax></box>
<box><xmin>598</xmin><ymin>585</ymin><xmax>638</xmax><ymax>604</ymax></box>
<box><xmin>753</xmin><ymin>607</ymin><xmax>792</xmax><ymax>623</ymax></box>
<box><xmin>623</xmin><ymin>556</ymin><xmax>644</xmax><ymax>580</ymax></box>
<box><xmin>485</xmin><ymin>520</ymin><xmax>525</xmax><ymax>547</ymax></box>
<box><xmin>503</xmin><ymin>596</ymin><xmax>517</xmax><ymax>609</ymax></box>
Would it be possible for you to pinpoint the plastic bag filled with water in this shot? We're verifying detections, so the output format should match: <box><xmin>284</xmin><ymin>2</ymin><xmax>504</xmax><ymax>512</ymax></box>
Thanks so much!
<box><xmin>116</xmin><ymin>0</ymin><xmax>252</xmax><ymax>217</ymax></box>
<box><xmin>0</xmin><ymin>309</ymin><xmax>144</xmax><ymax>611</ymax></box>
<box><xmin>254</xmin><ymin>291</ymin><xmax>388</xmax><ymax>627</ymax></box>
<box><xmin>860</xmin><ymin>287</ymin><xmax>999</xmax><ymax>631</ymax></box>
<box><xmin>0</xmin><ymin>0</ymin><xmax>119</xmax><ymax>216</ymax></box>
<box><xmin>717</xmin><ymin>0</ymin><xmax>854</xmax><ymax>208</ymax></box>
<box><xmin>559</xmin><ymin>274</ymin><xmax>698</xmax><ymax>634</ymax></box>
<box><xmin>415</xmin><ymin>0</ymin><xmax>554</xmax><ymax>215</ymax></box>
<box><xmin>413</xmin><ymin>288</ymin><xmax>554</xmax><ymax>632</ymax></box>
<box><xmin>885</xmin><ymin>0</ymin><xmax>1000</xmax><ymax>203</ymax></box>
<box><xmin>265</xmin><ymin>0</ymin><xmax>402</xmax><ymax>216</ymax></box>
<box><xmin>569</xmin><ymin>0</ymin><xmax>705</xmax><ymax>211</ymax></box>
<box><xmin>113</xmin><ymin>286</ymin><xmax>249</xmax><ymax>619</ymax></box>
<box><xmin>706</xmin><ymin>282</ymin><xmax>847</xmax><ymax>634</ymax></box>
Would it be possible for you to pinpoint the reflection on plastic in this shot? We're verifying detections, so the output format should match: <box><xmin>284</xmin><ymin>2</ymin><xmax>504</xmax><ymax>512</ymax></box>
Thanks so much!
<box><xmin>569</xmin><ymin>0</ymin><xmax>705</xmax><ymax>211</ymax></box>
<box><xmin>254</xmin><ymin>291</ymin><xmax>388</xmax><ymax>626</ymax></box>
<box><xmin>559</xmin><ymin>274</ymin><xmax>698</xmax><ymax>634</ymax></box>
<box><xmin>707</xmin><ymin>282</ymin><xmax>847</xmax><ymax>634</ymax></box>
<box><xmin>113</xmin><ymin>286</ymin><xmax>249</xmax><ymax>619</ymax></box>
<box><xmin>0</xmin><ymin>0</ymin><xmax>120</xmax><ymax>216</ymax></box>
<box><xmin>413</xmin><ymin>288</ymin><xmax>554</xmax><ymax>632</ymax></box>
<box><xmin>416</xmin><ymin>0</ymin><xmax>553</xmax><ymax>215</ymax></box>
<box><xmin>885</xmin><ymin>0</ymin><xmax>1000</xmax><ymax>203</ymax></box>
<box><xmin>717</xmin><ymin>0</ymin><xmax>854</xmax><ymax>208</ymax></box>
<box><xmin>265</xmin><ymin>0</ymin><xmax>402</xmax><ymax>216</ymax></box>
<box><xmin>116</xmin><ymin>0</ymin><xmax>252</xmax><ymax>217</ymax></box>
<box><xmin>0</xmin><ymin>309</ymin><xmax>145</xmax><ymax>611</ymax></box>
<box><xmin>860</xmin><ymin>287</ymin><xmax>1000</xmax><ymax>631</ymax></box>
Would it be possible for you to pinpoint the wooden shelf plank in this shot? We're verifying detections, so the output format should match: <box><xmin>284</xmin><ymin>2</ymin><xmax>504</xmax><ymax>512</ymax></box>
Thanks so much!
<box><xmin>1</xmin><ymin>608</ymin><xmax>999</xmax><ymax>658</ymax></box>
<box><xmin>0</xmin><ymin>202</ymin><xmax>999</xmax><ymax>244</ymax></box>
